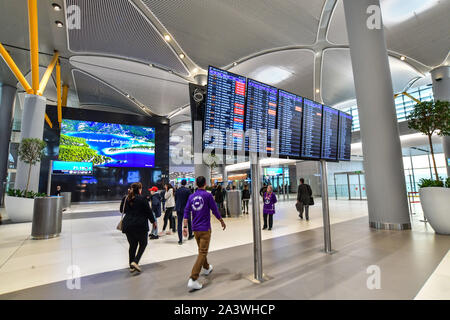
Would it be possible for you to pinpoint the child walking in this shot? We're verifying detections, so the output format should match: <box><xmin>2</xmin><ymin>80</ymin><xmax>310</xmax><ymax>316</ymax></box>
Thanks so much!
<box><xmin>263</xmin><ymin>185</ymin><xmax>277</xmax><ymax>230</ymax></box>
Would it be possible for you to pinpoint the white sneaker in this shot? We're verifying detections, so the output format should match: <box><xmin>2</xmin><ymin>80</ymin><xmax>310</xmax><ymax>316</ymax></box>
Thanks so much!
<box><xmin>202</xmin><ymin>264</ymin><xmax>213</xmax><ymax>276</ymax></box>
<box><xmin>187</xmin><ymin>278</ymin><xmax>203</xmax><ymax>290</ymax></box>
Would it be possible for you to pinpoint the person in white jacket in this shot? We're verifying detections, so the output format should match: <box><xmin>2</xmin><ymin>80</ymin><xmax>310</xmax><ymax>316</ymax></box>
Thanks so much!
<box><xmin>161</xmin><ymin>183</ymin><xmax>176</xmax><ymax>235</ymax></box>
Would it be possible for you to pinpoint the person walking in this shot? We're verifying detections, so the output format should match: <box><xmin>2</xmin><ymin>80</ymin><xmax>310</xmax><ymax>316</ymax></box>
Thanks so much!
<box><xmin>242</xmin><ymin>184</ymin><xmax>250</xmax><ymax>214</ymax></box>
<box><xmin>122</xmin><ymin>182</ymin><xmax>156</xmax><ymax>273</ymax></box>
<box><xmin>183</xmin><ymin>176</ymin><xmax>226</xmax><ymax>291</ymax></box>
<box><xmin>297</xmin><ymin>178</ymin><xmax>313</xmax><ymax>220</ymax></box>
<box><xmin>149</xmin><ymin>187</ymin><xmax>161</xmax><ymax>240</ymax></box>
<box><xmin>259</xmin><ymin>183</ymin><xmax>268</xmax><ymax>197</ymax></box>
<box><xmin>175</xmin><ymin>179</ymin><xmax>194</xmax><ymax>244</ymax></box>
<box><xmin>214</xmin><ymin>184</ymin><xmax>225</xmax><ymax>218</ymax></box>
<box><xmin>263</xmin><ymin>185</ymin><xmax>277</xmax><ymax>230</ymax></box>
<box><xmin>161</xmin><ymin>183</ymin><xmax>176</xmax><ymax>235</ymax></box>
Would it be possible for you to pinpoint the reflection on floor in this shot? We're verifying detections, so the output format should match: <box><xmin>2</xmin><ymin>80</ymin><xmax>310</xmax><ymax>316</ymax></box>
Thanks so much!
<box><xmin>0</xmin><ymin>198</ymin><xmax>448</xmax><ymax>299</ymax></box>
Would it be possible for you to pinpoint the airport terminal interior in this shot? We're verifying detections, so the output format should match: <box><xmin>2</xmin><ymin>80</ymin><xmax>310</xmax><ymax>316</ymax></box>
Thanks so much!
<box><xmin>0</xmin><ymin>0</ymin><xmax>449</xmax><ymax>301</ymax></box>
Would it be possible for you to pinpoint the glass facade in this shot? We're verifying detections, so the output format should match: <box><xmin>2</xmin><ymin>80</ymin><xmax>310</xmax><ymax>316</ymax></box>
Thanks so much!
<box><xmin>341</xmin><ymin>84</ymin><xmax>434</xmax><ymax>132</ymax></box>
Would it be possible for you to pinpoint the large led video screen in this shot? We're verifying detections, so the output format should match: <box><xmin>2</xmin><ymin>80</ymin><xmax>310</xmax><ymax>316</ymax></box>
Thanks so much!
<box><xmin>59</xmin><ymin>119</ymin><xmax>156</xmax><ymax>168</ymax></box>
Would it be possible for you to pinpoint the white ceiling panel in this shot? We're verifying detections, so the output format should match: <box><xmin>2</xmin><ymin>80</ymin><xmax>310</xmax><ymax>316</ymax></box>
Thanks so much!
<box><xmin>142</xmin><ymin>0</ymin><xmax>324</xmax><ymax>68</ymax></box>
<box><xmin>70</xmin><ymin>56</ymin><xmax>189</xmax><ymax>116</ymax></box>
<box><xmin>65</xmin><ymin>0</ymin><xmax>188</xmax><ymax>75</ymax></box>
<box><xmin>328</xmin><ymin>0</ymin><xmax>450</xmax><ymax>67</ymax></box>
<box><xmin>322</xmin><ymin>48</ymin><xmax>422</xmax><ymax>106</ymax></box>
<box><xmin>229</xmin><ymin>49</ymin><xmax>315</xmax><ymax>100</ymax></box>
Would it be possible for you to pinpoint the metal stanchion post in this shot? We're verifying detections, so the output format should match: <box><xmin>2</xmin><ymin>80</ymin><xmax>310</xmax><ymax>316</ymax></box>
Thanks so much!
<box><xmin>47</xmin><ymin>160</ymin><xmax>53</xmax><ymax>196</ymax></box>
<box><xmin>248</xmin><ymin>152</ymin><xmax>265</xmax><ymax>283</ymax></box>
<box><xmin>320</xmin><ymin>160</ymin><xmax>334</xmax><ymax>254</ymax></box>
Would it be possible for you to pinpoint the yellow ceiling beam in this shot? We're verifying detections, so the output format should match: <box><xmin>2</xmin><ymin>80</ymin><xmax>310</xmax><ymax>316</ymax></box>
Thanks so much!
<box><xmin>45</xmin><ymin>114</ymin><xmax>53</xmax><ymax>128</ymax></box>
<box><xmin>62</xmin><ymin>84</ymin><xmax>69</xmax><ymax>107</ymax></box>
<box><xmin>0</xmin><ymin>43</ymin><xmax>33</xmax><ymax>94</ymax></box>
<box><xmin>402</xmin><ymin>91</ymin><xmax>421</xmax><ymax>104</ymax></box>
<box><xmin>37</xmin><ymin>51</ymin><xmax>59</xmax><ymax>96</ymax></box>
<box><xmin>28</xmin><ymin>0</ymin><xmax>39</xmax><ymax>94</ymax></box>
<box><xmin>56</xmin><ymin>59</ymin><xmax>62</xmax><ymax>127</ymax></box>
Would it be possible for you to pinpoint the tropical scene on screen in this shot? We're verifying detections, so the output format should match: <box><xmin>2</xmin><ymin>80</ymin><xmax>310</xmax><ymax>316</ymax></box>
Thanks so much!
<box><xmin>59</xmin><ymin>119</ymin><xmax>155</xmax><ymax>167</ymax></box>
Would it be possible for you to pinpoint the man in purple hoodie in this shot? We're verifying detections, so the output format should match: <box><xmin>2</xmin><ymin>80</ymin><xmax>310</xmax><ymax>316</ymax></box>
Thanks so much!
<box><xmin>183</xmin><ymin>176</ymin><xmax>226</xmax><ymax>290</ymax></box>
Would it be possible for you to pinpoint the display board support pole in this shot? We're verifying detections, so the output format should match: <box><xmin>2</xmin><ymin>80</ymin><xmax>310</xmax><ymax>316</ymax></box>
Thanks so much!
<box><xmin>249</xmin><ymin>152</ymin><xmax>265</xmax><ymax>283</ymax></box>
<box><xmin>320</xmin><ymin>160</ymin><xmax>334</xmax><ymax>254</ymax></box>
<box><xmin>47</xmin><ymin>160</ymin><xmax>53</xmax><ymax>196</ymax></box>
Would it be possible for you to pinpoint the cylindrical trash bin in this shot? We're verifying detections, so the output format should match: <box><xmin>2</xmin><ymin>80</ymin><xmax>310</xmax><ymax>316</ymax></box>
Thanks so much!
<box><xmin>226</xmin><ymin>190</ymin><xmax>242</xmax><ymax>217</ymax></box>
<box><xmin>31</xmin><ymin>196</ymin><xmax>63</xmax><ymax>240</ymax></box>
<box><xmin>61</xmin><ymin>192</ymin><xmax>72</xmax><ymax>209</ymax></box>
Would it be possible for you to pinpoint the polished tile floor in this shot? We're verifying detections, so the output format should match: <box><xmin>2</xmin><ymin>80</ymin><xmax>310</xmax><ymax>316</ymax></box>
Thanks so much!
<box><xmin>0</xmin><ymin>198</ymin><xmax>448</xmax><ymax>299</ymax></box>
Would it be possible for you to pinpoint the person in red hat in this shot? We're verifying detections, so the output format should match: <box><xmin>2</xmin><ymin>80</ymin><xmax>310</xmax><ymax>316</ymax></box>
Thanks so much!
<box><xmin>149</xmin><ymin>186</ymin><xmax>161</xmax><ymax>239</ymax></box>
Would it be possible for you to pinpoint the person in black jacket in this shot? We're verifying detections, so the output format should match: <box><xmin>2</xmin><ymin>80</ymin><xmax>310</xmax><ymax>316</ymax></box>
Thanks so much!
<box><xmin>297</xmin><ymin>178</ymin><xmax>312</xmax><ymax>220</ymax></box>
<box><xmin>259</xmin><ymin>183</ymin><xmax>268</xmax><ymax>197</ymax></box>
<box><xmin>122</xmin><ymin>182</ymin><xmax>156</xmax><ymax>273</ymax></box>
<box><xmin>214</xmin><ymin>184</ymin><xmax>225</xmax><ymax>217</ymax></box>
<box><xmin>175</xmin><ymin>179</ymin><xmax>194</xmax><ymax>244</ymax></box>
<box><xmin>242</xmin><ymin>184</ymin><xmax>251</xmax><ymax>214</ymax></box>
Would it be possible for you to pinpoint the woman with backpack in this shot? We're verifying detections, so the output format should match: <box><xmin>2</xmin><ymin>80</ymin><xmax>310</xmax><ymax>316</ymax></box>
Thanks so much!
<box><xmin>122</xmin><ymin>182</ymin><xmax>156</xmax><ymax>273</ymax></box>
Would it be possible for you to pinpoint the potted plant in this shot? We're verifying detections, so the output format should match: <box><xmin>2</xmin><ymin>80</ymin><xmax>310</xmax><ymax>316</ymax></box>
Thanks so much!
<box><xmin>204</xmin><ymin>153</ymin><xmax>220</xmax><ymax>186</ymax></box>
<box><xmin>407</xmin><ymin>100</ymin><xmax>450</xmax><ymax>234</ymax></box>
<box><xmin>4</xmin><ymin>138</ymin><xmax>47</xmax><ymax>222</ymax></box>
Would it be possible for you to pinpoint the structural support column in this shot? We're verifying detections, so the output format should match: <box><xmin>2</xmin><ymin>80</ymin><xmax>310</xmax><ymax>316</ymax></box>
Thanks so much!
<box><xmin>0</xmin><ymin>84</ymin><xmax>17</xmax><ymax>206</ymax></box>
<box><xmin>430</xmin><ymin>66</ymin><xmax>450</xmax><ymax>177</ymax></box>
<box><xmin>15</xmin><ymin>94</ymin><xmax>46</xmax><ymax>192</ymax></box>
<box><xmin>193</xmin><ymin>74</ymin><xmax>211</xmax><ymax>183</ymax></box>
<box><xmin>343</xmin><ymin>0</ymin><xmax>411</xmax><ymax>229</ymax></box>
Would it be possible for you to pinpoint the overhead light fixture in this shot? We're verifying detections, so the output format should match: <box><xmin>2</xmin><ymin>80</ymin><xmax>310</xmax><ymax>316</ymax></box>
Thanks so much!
<box><xmin>251</xmin><ymin>66</ymin><xmax>292</xmax><ymax>85</ymax></box>
<box><xmin>52</xmin><ymin>3</ymin><xmax>62</xmax><ymax>11</ymax></box>
<box><xmin>400</xmin><ymin>56</ymin><xmax>406</xmax><ymax>61</ymax></box>
<box><xmin>149</xmin><ymin>63</ymin><xmax>154</xmax><ymax>68</ymax></box>
<box><xmin>55</xmin><ymin>21</ymin><xmax>64</xmax><ymax>28</ymax></box>
<box><xmin>233</xmin><ymin>62</ymin><xmax>238</xmax><ymax>66</ymax></box>
<box><xmin>164</xmin><ymin>34</ymin><xmax>171</xmax><ymax>41</ymax></box>
<box><xmin>192</xmin><ymin>68</ymin><xmax>198</xmax><ymax>73</ymax></box>
<box><xmin>316</xmin><ymin>89</ymin><xmax>320</xmax><ymax>93</ymax></box>
<box><xmin>179</xmin><ymin>53</ymin><xmax>185</xmax><ymax>59</ymax></box>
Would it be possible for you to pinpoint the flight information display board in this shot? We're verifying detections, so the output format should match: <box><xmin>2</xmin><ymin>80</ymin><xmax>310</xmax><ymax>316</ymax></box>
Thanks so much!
<box><xmin>321</xmin><ymin>105</ymin><xmax>339</xmax><ymax>161</ymax></box>
<box><xmin>277</xmin><ymin>90</ymin><xmax>303</xmax><ymax>158</ymax></box>
<box><xmin>338</xmin><ymin>111</ymin><xmax>353</xmax><ymax>161</ymax></box>
<box><xmin>300</xmin><ymin>99</ymin><xmax>323</xmax><ymax>159</ymax></box>
<box><xmin>245</xmin><ymin>79</ymin><xmax>278</xmax><ymax>153</ymax></box>
<box><xmin>204</xmin><ymin>66</ymin><xmax>246</xmax><ymax>150</ymax></box>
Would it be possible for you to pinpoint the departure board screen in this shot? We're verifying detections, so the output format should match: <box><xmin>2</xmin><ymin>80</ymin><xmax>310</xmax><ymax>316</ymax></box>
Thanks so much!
<box><xmin>300</xmin><ymin>99</ymin><xmax>322</xmax><ymax>159</ymax></box>
<box><xmin>204</xmin><ymin>66</ymin><xmax>246</xmax><ymax>150</ymax></box>
<box><xmin>277</xmin><ymin>90</ymin><xmax>303</xmax><ymax>158</ymax></box>
<box><xmin>338</xmin><ymin>111</ymin><xmax>352</xmax><ymax>161</ymax></box>
<box><xmin>321</xmin><ymin>106</ymin><xmax>339</xmax><ymax>161</ymax></box>
<box><xmin>245</xmin><ymin>79</ymin><xmax>278</xmax><ymax>153</ymax></box>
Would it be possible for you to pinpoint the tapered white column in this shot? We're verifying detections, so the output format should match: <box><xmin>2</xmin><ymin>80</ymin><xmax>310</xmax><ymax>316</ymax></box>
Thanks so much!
<box><xmin>15</xmin><ymin>94</ymin><xmax>46</xmax><ymax>192</ymax></box>
<box><xmin>343</xmin><ymin>0</ymin><xmax>411</xmax><ymax>229</ymax></box>
<box><xmin>430</xmin><ymin>66</ymin><xmax>450</xmax><ymax>177</ymax></box>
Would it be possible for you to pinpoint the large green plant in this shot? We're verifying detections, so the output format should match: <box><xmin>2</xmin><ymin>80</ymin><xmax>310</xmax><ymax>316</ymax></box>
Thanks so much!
<box><xmin>407</xmin><ymin>100</ymin><xmax>450</xmax><ymax>181</ymax></box>
<box><xmin>17</xmin><ymin>138</ymin><xmax>47</xmax><ymax>194</ymax></box>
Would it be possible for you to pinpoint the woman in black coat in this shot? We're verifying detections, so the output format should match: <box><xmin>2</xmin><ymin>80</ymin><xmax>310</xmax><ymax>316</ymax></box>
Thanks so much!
<box><xmin>122</xmin><ymin>182</ymin><xmax>156</xmax><ymax>273</ymax></box>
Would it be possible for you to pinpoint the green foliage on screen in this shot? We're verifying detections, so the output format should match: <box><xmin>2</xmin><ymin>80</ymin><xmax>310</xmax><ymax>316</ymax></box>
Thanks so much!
<box><xmin>59</xmin><ymin>134</ymin><xmax>112</xmax><ymax>165</ymax></box>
